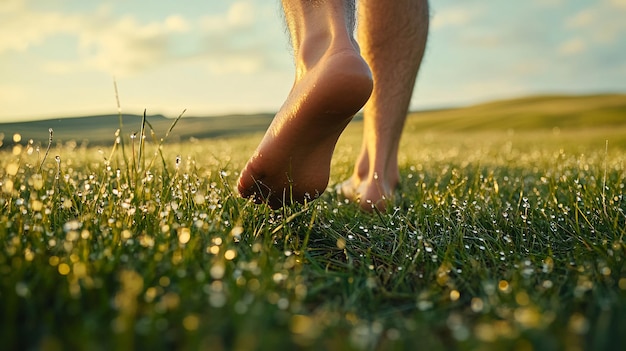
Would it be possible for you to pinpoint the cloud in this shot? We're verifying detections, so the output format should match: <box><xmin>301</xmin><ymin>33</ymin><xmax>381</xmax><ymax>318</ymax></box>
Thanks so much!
<box><xmin>227</xmin><ymin>1</ymin><xmax>255</xmax><ymax>29</ymax></box>
<box><xmin>199</xmin><ymin>1</ymin><xmax>261</xmax><ymax>33</ymax></box>
<box><xmin>0</xmin><ymin>0</ymin><xmax>24</xmax><ymax>13</ymax></box>
<box><xmin>165</xmin><ymin>15</ymin><xmax>190</xmax><ymax>33</ymax></box>
<box><xmin>0</xmin><ymin>3</ymin><xmax>196</xmax><ymax>76</ymax></box>
<box><xmin>197</xmin><ymin>38</ymin><xmax>283</xmax><ymax>75</ymax></box>
<box><xmin>0</xmin><ymin>0</ymin><xmax>287</xmax><ymax>79</ymax></box>
<box><xmin>512</xmin><ymin>60</ymin><xmax>546</xmax><ymax>76</ymax></box>
<box><xmin>564</xmin><ymin>1</ymin><xmax>626</xmax><ymax>44</ymax></box>
<box><xmin>557</xmin><ymin>38</ymin><xmax>586</xmax><ymax>55</ymax></box>
<box><xmin>75</xmin><ymin>15</ymin><xmax>183</xmax><ymax>75</ymax></box>
<box><xmin>205</xmin><ymin>56</ymin><xmax>263</xmax><ymax>75</ymax></box>
<box><xmin>0</xmin><ymin>10</ymin><xmax>79</xmax><ymax>53</ymax></box>
<box><xmin>609</xmin><ymin>0</ymin><xmax>626</xmax><ymax>9</ymax></box>
<box><xmin>462</xmin><ymin>79</ymin><xmax>528</xmax><ymax>100</ymax></box>
<box><xmin>431</xmin><ymin>6</ymin><xmax>480</xmax><ymax>30</ymax></box>
<box><xmin>565</xmin><ymin>9</ymin><xmax>595</xmax><ymax>28</ymax></box>
<box><xmin>532</xmin><ymin>0</ymin><xmax>564</xmax><ymax>7</ymax></box>
<box><xmin>197</xmin><ymin>1</ymin><xmax>287</xmax><ymax>75</ymax></box>
<box><xmin>0</xmin><ymin>84</ymin><xmax>27</xmax><ymax>102</ymax></box>
<box><xmin>39</xmin><ymin>16</ymin><xmax>190</xmax><ymax>76</ymax></box>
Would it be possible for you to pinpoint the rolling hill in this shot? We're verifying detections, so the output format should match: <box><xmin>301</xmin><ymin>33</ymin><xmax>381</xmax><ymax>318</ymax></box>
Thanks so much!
<box><xmin>1</xmin><ymin>93</ymin><xmax>624</xmax><ymax>148</ymax></box>
<box><xmin>0</xmin><ymin>112</ymin><xmax>275</xmax><ymax>148</ymax></box>
<box><xmin>404</xmin><ymin>93</ymin><xmax>626</xmax><ymax>132</ymax></box>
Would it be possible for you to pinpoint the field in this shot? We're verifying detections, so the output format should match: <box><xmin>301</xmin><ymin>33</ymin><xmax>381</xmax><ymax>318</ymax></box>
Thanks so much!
<box><xmin>1</xmin><ymin>94</ymin><xmax>625</xmax><ymax>350</ymax></box>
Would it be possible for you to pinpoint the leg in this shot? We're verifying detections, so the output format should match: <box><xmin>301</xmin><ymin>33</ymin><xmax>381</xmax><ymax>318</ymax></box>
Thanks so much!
<box><xmin>238</xmin><ymin>0</ymin><xmax>373</xmax><ymax>208</ymax></box>
<box><xmin>340</xmin><ymin>0</ymin><xmax>429</xmax><ymax>211</ymax></box>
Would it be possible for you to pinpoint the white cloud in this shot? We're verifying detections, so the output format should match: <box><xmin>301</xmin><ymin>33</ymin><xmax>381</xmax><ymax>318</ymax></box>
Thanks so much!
<box><xmin>0</xmin><ymin>0</ymin><xmax>25</xmax><ymax>13</ymax></box>
<box><xmin>227</xmin><ymin>1</ymin><xmax>255</xmax><ymax>29</ymax></box>
<box><xmin>0</xmin><ymin>10</ymin><xmax>80</xmax><ymax>53</ymax></box>
<box><xmin>1</xmin><ymin>1</ymin><xmax>285</xmax><ymax>80</ymax></box>
<box><xmin>512</xmin><ymin>60</ymin><xmax>545</xmax><ymax>75</ymax></box>
<box><xmin>463</xmin><ymin>79</ymin><xmax>530</xmax><ymax>103</ymax></box>
<box><xmin>199</xmin><ymin>14</ymin><xmax>228</xmax><ymax>32</ymax></box>
<box><xmin>205</xmin><ymin>56</ymin><xmax>263</xmax><ymax>75</ymax></box>
<box><xmin>200</xmin><ymin>1</ymin><xmax>257</xmax><ymax>32</ymax></box>
<box><xmin>165</xmin><ymin>15</ymin><xmax>190</xmax><ymax>33</ymax></box>
<box><xmin>0</xmin><ymin>3</ymin><xmax>196</xmax><ymax>76</ymax></box>
<box><xmin>558</xmin><ymin>38</ymin><xmax>586</xmax><ymax>55</ymax></box>
<box><xmin>0</xmin><ymin>84</ymin><xmax>27</xmax><ymax>103</ymax></box>
<box><xmin>609</xmin><ymin>0</ymin><xmax>626</xmax><ymax>9</ymax></box>
<box><xmin>431</xmin><ymin>6</ymin><xmax>480</xmax><ymax>30</ymax></box>
<box><xmin>416</xmin><ymin>78</ymin><xmax>530</xmax><ymax>109</ymax></box>
<box><xmin>76</xmin><ymin>15</ymin><xmax>176</xmax><ymax>75</ymax></box>
<box><xmin>563</xmin><ymin>2</ymin><xmax>626</xmax><ymax>45</ymax></box>
<box><xmin>196</xmin><ymin>1</ymin><xmax>286</xmax><ymax>75</ymax></box>
<box><xmin>197</xmin><ymin>41</ymin><xmax>280</xmax><ymax>75</ymax></box>
<box><xmin>532</xmin><ymin>0</ymin><xmax>564</xmax><ymax>7</ymax></box>
<box><xmin>565</xmin><ymin>9</ymin><xmax>595</xmax><ymax>28</ymax></box>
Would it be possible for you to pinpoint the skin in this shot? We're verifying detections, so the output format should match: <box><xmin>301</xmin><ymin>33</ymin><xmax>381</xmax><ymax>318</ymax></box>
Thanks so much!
<box><xmin>340</xmin><ymin>0</ymin><xmax>429</xmax><ymax>211</ymax></box>
<box><xmin>238</xmin><ymin>0</ymin><xmax>429</xmax><ymax>211</ymax></box>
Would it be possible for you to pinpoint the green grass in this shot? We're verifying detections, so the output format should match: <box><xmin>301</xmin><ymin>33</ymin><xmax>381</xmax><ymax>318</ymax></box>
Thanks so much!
<box><xmin>1</xmin><ymin>95</ymin><xmax>625</xmax><ymax>350</ymax></box>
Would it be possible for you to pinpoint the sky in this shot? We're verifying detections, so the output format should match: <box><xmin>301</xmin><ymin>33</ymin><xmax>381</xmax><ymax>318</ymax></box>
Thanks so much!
<box><xmin>1</xmin><ymin>0</ymin><xmax>626</xmax><ymax>122</ymax></box>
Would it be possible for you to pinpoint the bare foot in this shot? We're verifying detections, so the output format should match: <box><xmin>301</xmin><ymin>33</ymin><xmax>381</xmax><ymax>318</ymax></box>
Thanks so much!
<box><xmin>338</xmin><ymin>149</ymin><xmax>400</xmax><ymax>212</ymax></box>
<box><xmin>338</xmin><ymin>173</ymin><xmax>398</xmax><ymax>212</ymax></box>
<box><xmin>238</xmin><ymin>50</ymin><xmax>373</xmax><ymax>208</ymax></box>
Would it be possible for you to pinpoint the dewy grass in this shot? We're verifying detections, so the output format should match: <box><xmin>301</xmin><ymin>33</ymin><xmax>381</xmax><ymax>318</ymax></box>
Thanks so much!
<box><xmin>0</xmin><ymin>122</ymin><xmax>625</xmax><ymax>351</ymax></box>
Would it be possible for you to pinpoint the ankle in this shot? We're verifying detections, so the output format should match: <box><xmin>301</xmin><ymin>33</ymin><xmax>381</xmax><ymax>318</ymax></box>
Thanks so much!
<box><xmin>296</xmin><ymin>36</ymin><xmax>362</xmax><ymax>77</ymax></box>
<box><xmin>367</xmin><ymin>170</ymin><xmax>399</xmax><ymax>192</ymax></box>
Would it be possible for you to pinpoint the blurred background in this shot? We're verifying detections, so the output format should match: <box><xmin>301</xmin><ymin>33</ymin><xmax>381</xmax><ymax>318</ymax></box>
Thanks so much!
<box><xmin>1</xmin><ymin>0</ymin><xmax>625</xmax><ymax>122</ymax></box>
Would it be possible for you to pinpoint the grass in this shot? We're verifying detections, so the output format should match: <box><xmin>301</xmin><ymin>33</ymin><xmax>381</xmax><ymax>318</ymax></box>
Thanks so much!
<box><xmin>1</xmin><ymin>96</ymin><xmax>625</xmax><ymax>350</ymax></box>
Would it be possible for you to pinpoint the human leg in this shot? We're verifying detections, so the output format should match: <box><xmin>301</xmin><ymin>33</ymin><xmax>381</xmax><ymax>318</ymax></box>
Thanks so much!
<box><xmin>237</xmin><ymin>0</ymin><xmax>373</xmax><ymax>208</ymax></box>
<box><xmin>340</xmin><ymin>0</ymin><xmax>429</xmax><ymax>211</ymax></box>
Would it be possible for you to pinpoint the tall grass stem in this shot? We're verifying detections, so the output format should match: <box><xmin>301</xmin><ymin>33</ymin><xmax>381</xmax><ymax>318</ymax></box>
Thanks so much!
<box><xmin>37</xmin><ymin>128</ymin><xmax>53</xmax><ymax>173</ymax></box>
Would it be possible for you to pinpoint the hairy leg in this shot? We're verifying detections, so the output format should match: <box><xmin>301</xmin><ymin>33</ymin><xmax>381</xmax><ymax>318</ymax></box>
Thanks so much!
<box><xmin>238</xmin><ymin>0</ymin><xmax>373</xmax><ymax>208</ymax></box>
<box><xmin>340</xmin><ymin>0</ymin><xmax>429</xmax><ymax>211</ymax></box>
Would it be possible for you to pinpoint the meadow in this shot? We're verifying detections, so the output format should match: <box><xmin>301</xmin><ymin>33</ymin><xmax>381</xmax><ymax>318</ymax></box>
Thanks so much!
<box><xmin>1</xmin><ymin>94</ymin><xmax>625</xmax><ymax>350</ymax></box>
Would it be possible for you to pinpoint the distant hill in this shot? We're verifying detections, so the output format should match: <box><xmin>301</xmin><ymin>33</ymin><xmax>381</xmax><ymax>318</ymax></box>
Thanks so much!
<box><xmin>0</xmin><ymin>112</ymin><xmax>275</xmax><ymax>148</ymax></box>
<box><xmin>1</xmin><ymin>93</ymin><xmax>625</xmax><ymax>148</ymax></box>
<box><xmin>404</xmin><ymin>93</ymin><xmax>626</xmax><ymax>132</ymax></box>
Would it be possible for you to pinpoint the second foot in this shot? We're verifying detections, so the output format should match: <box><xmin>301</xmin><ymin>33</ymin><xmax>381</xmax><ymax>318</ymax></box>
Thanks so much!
<box><xmin>337</xmin><ymin>174</ymin><xmax>398</xmax><ymax>212</ymax></box>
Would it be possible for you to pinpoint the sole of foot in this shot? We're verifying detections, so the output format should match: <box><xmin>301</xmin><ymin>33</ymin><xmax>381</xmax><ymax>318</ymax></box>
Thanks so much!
<box><xmin>238</xmin><ymin>50</ymin><xmax>373</xmax><ymax>208</ymax></box>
